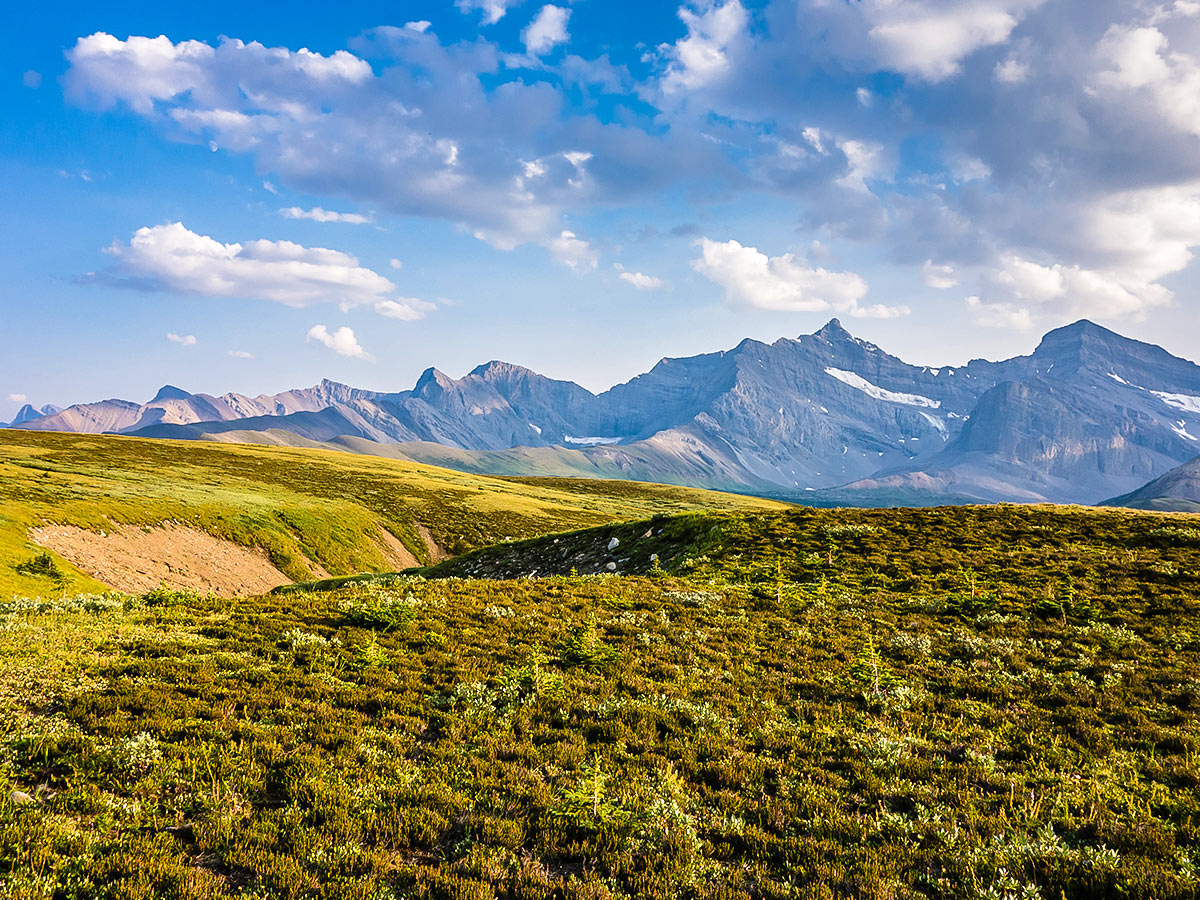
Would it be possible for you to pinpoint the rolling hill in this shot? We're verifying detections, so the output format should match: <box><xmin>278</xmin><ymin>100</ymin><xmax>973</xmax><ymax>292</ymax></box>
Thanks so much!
<box><xmin>1104</xmin><ymin>454</ymin><xmax>1200</xmax><ymax>513</ymax></box>
<box><xmin>0</xmin><ymin>430</ymin><xmax>784</xmax><ymax>597</ymax></box>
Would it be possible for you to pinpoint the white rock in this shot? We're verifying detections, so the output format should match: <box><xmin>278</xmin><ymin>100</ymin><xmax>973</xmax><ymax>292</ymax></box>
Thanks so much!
<box><xmin>605</xmin><ymin>562</ymin><xmax>617</xmax><ymax>571</ymax></box>
<box><xmin>9</xmin><ymin>791</ymin><xmax>35</xmax><ymax>806</ymax></box>
<box><xmin>607</xmin><ymin>537</ymin><xmax>620</xmax><ymax>550</ymax></box>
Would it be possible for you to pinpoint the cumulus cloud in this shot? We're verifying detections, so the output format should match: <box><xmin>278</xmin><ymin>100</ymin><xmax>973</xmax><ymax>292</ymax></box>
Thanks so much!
<box><xmin>375</xmin><ymin>298</ymin><xmax>437</xmax><ymax>320</ymax></box>
<box><xmin>63</xmin><ymin>30</ymin><xmax>621</xmax><ymax>253</ymax></box>
<box><xmin>166</xmin><ymin>332</ymin><xmax>197</xmax><ymax>345</ymax></box>
<box><xmin>22</xmin><ymin>70</ymin><xmax>41</xmax><ymax>89</ymax></box>
<box><xmin>281</xmin><ymin>207</ymin><xmax>372</xmax><ymax>224</ymax></box>
<box><xmin>692</xmin><ymin>238</ymin><xmax>907</xmax><ymax>318</ymax></box>
<box><xmin>98</xmin><ymin>222</ymin><xmax>396</xmax><ymax>308</ymax></box>
<box><xmin>9</xmin><ymin>393</ymin><xmax>28</xmax><ymax>403</ymax></box>
<box><xmin>523</xmin><ymin>6</ymin><xmax>570</xmax><ymax>56</ymax></box>
<box><xmin>982</xmin><ymin>254</ymin><xmax>1173</xmax><ymax>320</ymax></box>
<box><xmin>660</xmin><ymin>1</ymin><xmax>748</xmax><ymax>94</ymax></box>
<box><xmin>65</xmin><ymin>33</ymin><xmax>370</xmax><ymax>115</ymax></box>
<box><xmin>994</xmin><ymin>56</ymin><xmax>1030</xmax><ymax>83</ymax></box>
<box><xmin>923</xmin><ymin>261</ymin><xmax>958</xmax><ymax>289</ymax></box>
<box><xmin>546</xmin><ymin>230</ymin><xmax>598</xmax><ymax>270</ymax></box>
<box><xmin>615</xmin><ymin>265</ymin><xmax>666</xmax><ymax>289</ymax></box>
<box><xmin>789</xmin><ymin>0</ymin><xmax>1045</xmax><ymax>83</ymax></box>
<box><xmin>56</xmin><ymin>5</ymin><xmax>1200</xmax><ymax>333</ymax></box>
<box><xmin>307</xmin><ymin>324</ymin><xmax>374</xmax><ymax>361</ymax></box>
<box><xmin>966</xmin><ymin>296</ymin><xmax>1034</xmax><ymax>330</ymax></box>
<box><xmin>457</xmin><ymin>0</ymin><xmax>517</xmax><ymax>25</ymax></box>
<box><xmin>228</xmin><ymin>349</ymin><xmax>255</xmax><ymax>359</ymax></box>
<box><xmin>1093</xmin><ymin>22</ymin><xmax>1200</xmax><ymax>137</ymax></box>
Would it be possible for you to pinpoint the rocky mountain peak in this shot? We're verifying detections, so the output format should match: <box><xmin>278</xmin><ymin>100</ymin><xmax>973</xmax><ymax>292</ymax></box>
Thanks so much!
<box><xmin>468</xmin><ymin>360</ymin><xmax>539</xmax><ymax>382</ymax></box>
<box><xmin>9</xmin><ymin>404</ymin><xmax>41</xmax><ymax>426</ymax></box>
<box><xmin>412</xmin><ymin>367</ymin><xmax>454</xmax><ymax>397</ymax></box>
<box><xmin>812</xmin><ymin>318</ymin><xmax>853</xmax><ymax>341</ymax></box>
<box><xmin>152</xmin><ymin>384</ymin><xmax>192</xmax><ymax>402</ymax></box>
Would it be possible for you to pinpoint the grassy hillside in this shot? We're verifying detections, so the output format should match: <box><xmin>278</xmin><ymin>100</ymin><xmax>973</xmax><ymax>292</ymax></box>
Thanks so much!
<box><xmin>0</xmin><ymin>430</ymin><xmax>784</xmax><ymax>597</ymax></box>
<box><xmin>2</xmin><ymin>504</ymin><xmax>1199</xmax><ymax>898</ymax></box>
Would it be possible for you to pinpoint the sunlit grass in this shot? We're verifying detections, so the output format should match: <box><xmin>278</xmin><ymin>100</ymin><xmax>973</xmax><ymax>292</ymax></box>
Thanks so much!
<box><xmin>0</xmin><ymin>430</ymin><xmax>784</xmax><ymax>596</ymax></box>
<box><xmin>1</xmin><ymin>503</ymin><xmax>1198</xmax><ymax>898</ymax></box>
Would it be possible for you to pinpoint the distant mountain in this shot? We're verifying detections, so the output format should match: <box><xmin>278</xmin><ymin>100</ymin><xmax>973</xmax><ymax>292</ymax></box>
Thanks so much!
<box><xmin>839</xmin><ymin>321</ymin><xmax>1200</xmax><ymax>503</ymax></box>
<box><xmin>4</xmin><ymin>403</ymin><xmax>61</xmax><ymax>428</ymax></box>
<box><xmin>10</xmin><ymin>319</ymin><xmax>1200</xmax><ymax>505</ymax></box>
<box><xmin>1103</xmin><ymin>456</ymin><xmax>1200</xmax><ymax>513</ymax></box>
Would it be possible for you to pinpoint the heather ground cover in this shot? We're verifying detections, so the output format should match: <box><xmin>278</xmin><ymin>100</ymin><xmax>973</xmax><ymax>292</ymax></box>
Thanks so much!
<box><xmin>2</xmin><ymin>504</ymin><xmax>1199</xmax><ymax>898</ymax></box>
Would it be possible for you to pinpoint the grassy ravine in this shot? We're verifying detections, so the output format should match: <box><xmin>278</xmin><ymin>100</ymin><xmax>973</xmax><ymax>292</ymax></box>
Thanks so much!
<box><xmin>0</xmin><ymin>430</ymin><xmax>784</xmax><ymax>596</ymax></box>
<box><xmin>2</xmin><ymin>506</ymin><xmax>1200</xmax><ymax>899</ymax></box>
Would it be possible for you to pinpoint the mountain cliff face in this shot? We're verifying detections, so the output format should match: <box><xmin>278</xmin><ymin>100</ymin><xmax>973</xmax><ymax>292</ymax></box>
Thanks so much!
<box><xmin>9</xmin><ymin>319</ymin><xmax>1200</xmax><ymax>505</ymax></box>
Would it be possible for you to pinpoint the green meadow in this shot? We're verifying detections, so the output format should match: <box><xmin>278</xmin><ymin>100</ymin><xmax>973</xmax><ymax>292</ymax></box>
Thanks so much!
<box><xmin>2</xmin><ymin>467</ymin><xmax>1199</xmax><ymax>898</ymax></box>
<box><xmin>0</xmin><ymin>430</ymin><xmax>783</xmax><ymax>597</ymax></box>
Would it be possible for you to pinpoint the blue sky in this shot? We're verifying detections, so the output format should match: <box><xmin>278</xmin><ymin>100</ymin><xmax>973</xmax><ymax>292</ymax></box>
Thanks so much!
<box><xmin>4</xmin><ymin>0</ymin><xmax>1200</xmax><ymax>417</ymax></box>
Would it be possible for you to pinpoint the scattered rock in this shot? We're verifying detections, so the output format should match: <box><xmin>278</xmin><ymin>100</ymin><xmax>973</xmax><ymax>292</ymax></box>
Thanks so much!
<box><xmin>605</xmin><ymin>562</ymin><xmax>617</xmax><ymax>571</ymax></box>
<box><xmin>9</xmin><ymin>791</ymin><xmax>35</xmax><ymax>806</ymax></box>
<box><xmin>650</xmin><ymin>553</ymin><xmax>659</xmax><ymax>563</ymax></box>
<box><xmin>608</xmin><ymin>537</ymin><xmax>620</xmax><ymax>551</ymax></box>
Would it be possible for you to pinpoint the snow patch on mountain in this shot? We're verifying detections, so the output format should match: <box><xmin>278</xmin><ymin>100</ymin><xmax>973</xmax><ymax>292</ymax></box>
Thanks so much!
<box><xmin>824</xmin><ymin>368</ymin><xmax>941</xmax><ymax>409</ymax></box>
<box><xmin>1153</xmin><ymin>391</ymin><xmax>1200</xmax><ymax>414</ymax></box>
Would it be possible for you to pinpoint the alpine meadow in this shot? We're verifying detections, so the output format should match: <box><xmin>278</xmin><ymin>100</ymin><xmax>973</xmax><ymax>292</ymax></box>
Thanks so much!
<box><xmin>5</xmin><ymin>1</ymin><xmax>1200</xmax><ymax>899</ymax></box>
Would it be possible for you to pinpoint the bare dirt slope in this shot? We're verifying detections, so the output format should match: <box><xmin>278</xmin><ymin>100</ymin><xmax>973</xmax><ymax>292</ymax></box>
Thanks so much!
<box><xmin>30</xmin><ymin>524</ymin><xmax>290</xmax><ymax>596</ymax></box>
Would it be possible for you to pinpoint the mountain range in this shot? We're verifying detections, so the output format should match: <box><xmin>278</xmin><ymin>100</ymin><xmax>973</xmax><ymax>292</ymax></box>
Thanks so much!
<box><xmin>9</xmin><ymin>319</ymin><xmax>1200</xmax><ymax>505</ymax></box>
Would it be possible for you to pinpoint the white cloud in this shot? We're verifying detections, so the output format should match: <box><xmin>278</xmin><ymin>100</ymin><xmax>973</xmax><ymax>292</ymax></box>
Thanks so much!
<box><xmin>836</xmin><ymin>139</ymin><xmax>886</xmax><ymax>192</ymax></box>
<box><xmin>100</xmin><ymin>222</ymin><xmax>396</xmax><ymax>308</ymax></box>
<box><xmin>523</xmin><ymin>6</ymin><xmax>571</xmax><ymax>56</ymax></box>
<box><xmin>923</xmin><ymin>261</ymin><xmax>958</xmax><ymax>289</ymax></box>
<box><xmin>64</xmin><ymin>31</ymin><xmax>590</xmax><ymax>252</ymax></box>
<box><xmin>8</xmin><ymin>393</ymin><xmax>27</xmax><ymax>403</ymax></box>
<box><xmin>615</xmin><ymin>265</ymin><xmax>666</xmax><ymax>289</ymax></box>
<box><xmin>966</xmin><ymin>296</ymin><xmax>1034</xmax><ymax>330</ymax></box>
<box><xmin>405</xmin><ymin>21</ymin><xmax>432</xmax><ymax>34</ymax></box>
<box><xmin>457</xmin><ymin>0</ymin><xmax>516</xmax><ymax>25</ymax></box>
<box><xmin>820</xmin><ymin>0</ymin><xmax>1046</xmax><ymax>83</ymax></box>
<box><xmin>983</xmin><ymin>252</ymin><xmax>1175</xmax><ymax>321</ymax></box>
<box><xmin>65</xmin><ymin>33</ymin><xmax>370</xmax><ymax>115</ymax></box>
<box><xmin>280</xmin><ymin>206</ymin><xmax>372</xmax><ymax>224</ymax></box>
<box><xmin>166</xmin><ymin>332</ymin><xmax>197</xmax><ymax>346</ymax></box>
<box><xmin>1093</xmin><ymin>24</ymin><xmax>1200</xmax><ymax>137</ymax></box>
<box><xmin>661</xmin><ymin>1</ymin><xmax>749</xmax><ymax>94</ymax></box>
<box><xmin>23</xmin><ymin>70</ymin><xmax>41</xmax><ymax>89</ymax></box>
<box><xmin>691</xmin><ymin>237</ymin><xmax>906</xmax><ymax>318</ymax></box>
<box><xmin>307</xmin><ymin>324</ymin><xmax>374</xmax><ymax>361</ymax></box>
<box><xmin>546</xmin><ymin>230</ymin><xmax>598</xmax><ymax>270</ymax></box>
<box><xmin>994</xmin><ymin>57</ymin><xmax>1030</xmax><ymax>83</ymax></box>
<box><xmin>375</xmin><ymin>298</ymin><xmax>437</xmax><ymax>320</ymax></box>
<box><xmin>228</xmin><ymin>350</ymin><xmax>255</xmax><ymax>359</ymax></box>
<box><xmin>389</xmin><ymin>258</ymin><xmax>403</xmax><ymax>270</ymax></box>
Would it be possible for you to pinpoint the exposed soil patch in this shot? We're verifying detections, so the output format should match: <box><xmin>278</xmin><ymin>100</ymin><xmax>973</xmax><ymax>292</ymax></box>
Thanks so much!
<box><xmin>375</xmin><ymin>528</ymin><xmax>421</xmax><ymax>570</ymax></box>
<box><xmin>415</xmin><ymin>523</ymin><xmax>450</xmax><ymax>563</ymax></box>
<box><xmin>30</xmin><ymin>524</ymin><xmax>290</xmax><ymax>597</ymax></box>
